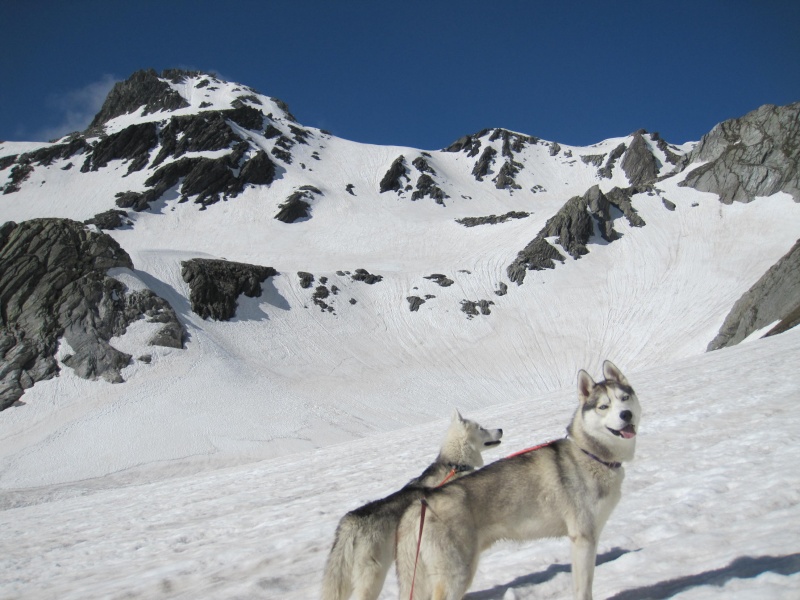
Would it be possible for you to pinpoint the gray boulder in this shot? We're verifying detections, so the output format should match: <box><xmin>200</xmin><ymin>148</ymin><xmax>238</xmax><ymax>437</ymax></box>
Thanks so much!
<box><xmin>677</xmin><ymin>102</ymin><xmax>800</xmax><ymax>203</ymax></box>
<box><xmin>181</xmin><ymin>258</ymin><xmax>277</xmax><ymax>321</ymax></box>
<box><xmin>707</xmin><ymin>238</ymin><xmax>800</xmax><ymax>350</ymax></box>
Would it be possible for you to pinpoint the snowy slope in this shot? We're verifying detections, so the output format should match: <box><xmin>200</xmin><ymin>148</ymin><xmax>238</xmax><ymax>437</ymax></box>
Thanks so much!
<box><xmin>0</xmin><ymin>329</ymin><xmax>798</xmax><ymax>599</ymax></box>
<box><xmin>0</xmin><ymin>70</ymin><xmax>798</xmax><ymax>493</ymax></box>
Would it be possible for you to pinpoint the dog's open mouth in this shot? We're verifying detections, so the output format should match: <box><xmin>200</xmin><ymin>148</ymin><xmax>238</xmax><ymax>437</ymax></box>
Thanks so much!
<box><xmin>484</xmin><ymin>440</ymin><xmax>502</xmax><ymax>447</ymax></box>
<box><xmin>608</xmin><ymin>424</ymin><xmax>636</xmax><ymax>439</ymax></box>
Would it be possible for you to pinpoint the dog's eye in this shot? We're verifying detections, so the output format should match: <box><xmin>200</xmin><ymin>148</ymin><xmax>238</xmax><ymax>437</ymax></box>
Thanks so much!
<box><xmin>621</xmin><ymin>394</ymin><xmax>630</xmax><ymax>402</ymax></box>
<box><xmin>598</xmin><ymin>404</ymin><xmax>609</xmax><ymax>411</ymax></box>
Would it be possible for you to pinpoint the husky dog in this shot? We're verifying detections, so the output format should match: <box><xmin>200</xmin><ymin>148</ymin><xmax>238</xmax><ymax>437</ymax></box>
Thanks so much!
<box><xmin>321</xmin><ymin>410</ymin><xmax>503</xmax><ymax>600</ymax></box>
<box><xmin>396</xmin><ymin>361</ymin><xmax>640</xmax><ymax>600</ymax></box>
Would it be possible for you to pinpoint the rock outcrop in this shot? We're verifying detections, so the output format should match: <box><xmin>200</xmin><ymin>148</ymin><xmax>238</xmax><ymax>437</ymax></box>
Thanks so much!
<box><xmin>506</xmin><ymin>185</ymin><xmax>646</xmax><ymax>284</ymax></box>
<box><xmin>275</xmin><ymin>186</ymin><xmax>321</xmax><ymax>223</ymax></box>
<box><xmin>0</xmin><ymin>219</ymin><xmax>184</xmax><ymax>410</ymax></box>
<box><xmin>379</xmin><ymin>156</ymin><xmax>408</xmax><ymax>193</ymax></box>
<box><xmin>181</xmin><ymin>258</ymin><xmax>277</xmax><ymax>321</ymax></box>
<box><xmin>456</xmin><ymin>211</ymin><xmax>530</xmax><ymax>227</ymax></box>
<box><xmin>88</xmin><ymin>69</ymin><xmax>191</xmax><ymax>129</ymax></box>
<box><xmin>707</xmin><ymin>238</ymin><xmax>800</xmax><ymax>350</ymax></box>
<box><xmin>621</xmin><ymin>131</ymin><xmax>660</xmax><ymax>186</ymax></box>
<box><xmin>677</xmin><ymin>102</ymin><xmax>800</xmax><ymax>203</ymax></box>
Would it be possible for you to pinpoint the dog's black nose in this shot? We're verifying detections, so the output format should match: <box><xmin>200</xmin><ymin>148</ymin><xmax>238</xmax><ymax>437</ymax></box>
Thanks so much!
<box><xmin>620</xmin><ymin>410</ymin><xmax>632</xmax><ymax>422</ymax></box>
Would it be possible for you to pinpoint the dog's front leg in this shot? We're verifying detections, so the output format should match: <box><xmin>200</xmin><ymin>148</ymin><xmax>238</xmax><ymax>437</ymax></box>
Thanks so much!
<box><xmin>569</xmin><ymin>533</ymin><xmax>597</xmax><ymax>600</ymax></box>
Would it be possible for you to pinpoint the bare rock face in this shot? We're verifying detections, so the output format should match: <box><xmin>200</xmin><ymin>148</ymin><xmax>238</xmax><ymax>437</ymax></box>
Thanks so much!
<box><xmin>0</xmin><ymin>219</ymin><xmax>184</xmax><ymax>410</ymax></box>
<box><xmin>181</xmin><ymin>258</ymin><xmax>277</xmax><ymax>321</ymax></box>
<box><xmin>621</xmin><ymin>131</ymin><xmax>659</xmax><ymax>186</ymax></box>
<box><xmin>707</xmin><ymin>238</ymin><xmax>800</xmax><ymax>350</ymax></box>
<box><xmin>379</xmin><ymin>156</ymin><xmax>408</xmax><ymax>193</ymax></box>
<box><xmin>506</xmin><ymin>185</ymin><xmax>646</xmax><ymax>284</ymax></box>
<box><xmin>678</xmin><ymin>102</ymin><xmax>800</xmax><ymax>203</ymax></box>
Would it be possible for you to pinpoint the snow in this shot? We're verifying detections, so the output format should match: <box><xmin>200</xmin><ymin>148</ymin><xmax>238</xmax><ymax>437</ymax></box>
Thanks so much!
<box><xmin>0</xmin><ymin>329</ymin><xmax>798</xmax><ymax>599</ymax></box>
<box><xmin>1</xmin><ymin>74</ymin><xmax>799</xmax><ymax>597</ymax></box>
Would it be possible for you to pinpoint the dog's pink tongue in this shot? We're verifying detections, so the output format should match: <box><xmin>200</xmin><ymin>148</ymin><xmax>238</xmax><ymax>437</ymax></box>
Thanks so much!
<box><xmin>620</xmin><ymin>425</ymin><xmax>636</xmax><ymax>439</ymax></box>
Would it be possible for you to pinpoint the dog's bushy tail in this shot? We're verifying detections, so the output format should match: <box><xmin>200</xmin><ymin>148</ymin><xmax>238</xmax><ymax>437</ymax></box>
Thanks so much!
<box><xmin>321</xmin><ymin>517</ymin><xmax>357</xmax><ymax>600</ymax></box>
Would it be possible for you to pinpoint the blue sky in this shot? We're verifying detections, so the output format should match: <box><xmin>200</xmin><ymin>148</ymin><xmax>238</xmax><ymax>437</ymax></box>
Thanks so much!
<box><xmin>1</xmin><ymin>1</ymin><xmax>798</xmax><ymax>150</ymax></box>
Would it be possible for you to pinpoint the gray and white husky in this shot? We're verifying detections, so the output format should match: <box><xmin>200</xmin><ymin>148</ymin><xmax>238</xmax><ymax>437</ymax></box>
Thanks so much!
<box><xmin>321</xmin><ymin>410</ymin><xmax>503</xmax><ymax>600</ymax></box>
<box><xmin>396</xmin><ymin>361</ymin><xmax>640</xmax><ymax>600</ymax></box>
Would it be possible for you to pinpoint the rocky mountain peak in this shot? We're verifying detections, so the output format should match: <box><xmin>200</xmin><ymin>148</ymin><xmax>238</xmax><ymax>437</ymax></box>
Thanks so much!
<box><xmin>88</xmin><ymin>69</ymin><xmax>192</xmax><ymax>129</ymax></box>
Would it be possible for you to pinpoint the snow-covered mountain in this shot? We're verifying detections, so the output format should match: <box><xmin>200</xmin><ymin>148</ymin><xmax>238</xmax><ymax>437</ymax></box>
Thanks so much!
<box><xmin>0</xmin><ymin>68</ymin><xmax>798</xmax><ymax>493</ymax></box>
<box><xmin>1</xmin><ymin>67</ymin><xmax>800</xmax><ymax>600</ymax></box>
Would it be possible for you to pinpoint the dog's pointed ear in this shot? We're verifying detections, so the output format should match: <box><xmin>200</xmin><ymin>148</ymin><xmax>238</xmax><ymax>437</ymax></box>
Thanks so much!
<box><xmin>603</xmin><ymin>360</ymin><xmax>629</xmax><ymax>386</ymax></box>
<box><xmin>577</xmin><ymin>370</ymin><xmax>595</xmax><ymax>403</ymax></box>
<box><xmin>452</xmin><ymin>408</ymin><xmax>465</xmax><ymax>423</ymax></box>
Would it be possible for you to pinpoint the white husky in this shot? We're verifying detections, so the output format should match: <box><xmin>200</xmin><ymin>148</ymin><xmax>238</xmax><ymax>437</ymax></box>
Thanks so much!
<box><xmin>321</xmin><ymin>411</ymin><xmax>503</xmax><ymax>600</ymax></box>
<box><xmin>396</xmin><ymin>361</ymin><xmax>640</xmax><ymax>600</ymax></box>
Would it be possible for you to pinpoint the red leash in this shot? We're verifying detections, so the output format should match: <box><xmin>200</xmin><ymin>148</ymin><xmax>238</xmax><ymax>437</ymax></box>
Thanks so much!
<box><xmin>408</xmin><ymin>467</ymin><xmax>454</xmax><ymax>599</ymax></box>
<box><xmin>503</xmin><ymin>439</ymin><xmax>556</xmax><ymax>459</ymax></box>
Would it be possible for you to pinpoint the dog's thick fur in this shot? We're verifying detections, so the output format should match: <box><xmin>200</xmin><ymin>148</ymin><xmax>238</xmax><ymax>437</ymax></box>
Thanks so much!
<box><xmin>396</xmin><ymin>361</ymin><xmax>640</xmax><ymax>600</ymax></box>
<box><xmin>321</xmin><ymin>411</ymin><xmax>503</xmax><ymax>600</ymax></box>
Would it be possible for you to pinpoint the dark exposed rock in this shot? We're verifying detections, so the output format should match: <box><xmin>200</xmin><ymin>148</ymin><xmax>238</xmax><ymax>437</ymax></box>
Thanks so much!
<box><xmin>346</xmin><ymin>183</ymin><xmax>355</xmax><ymax>195</ymax></box>
<box><xmin>707</xmin><ymin>238</ymin><xmax>800</xmax><ymax>350</ymax></box>
<box><xmin>549</xmin><ymin>142</ymin><xmax>561</xmax><ymax>156</ymax></box>
<box><xmin>412</xmin><ymin>156</ymin><xmax>435</xmax><ymax>174</ymax></box>
<box><xmin>507</xmin><ymin>238</ymin><xmax>565</xmax><ymax>284</ymax></box>
<box><xmin>490</xmin><ymin>129</ymin><xmax>537</xmax><ymax>157</ymax></box>
<box><xmin>581</xmin><ymin>154</ymin><xmax>605</xmax><ymax>167</ymax></box>
<box><xmin>239</xmin><ymin>150</ymin><xmax>276</xmax><ymax>186</ymax></box>
<box><xmin>84</xmin><ymin>209</ymin><xmax>131</xmax><ymax>230</ymax></box>
<box><xmin>407</xmin><ymin>296</ymin><xmax>425</xmax><ymax>312</ymax></box>
<box><xmin>271</xmin><ymin>146</ymin><xmax>293</xmax><ymax>164</ymax></box>
<box><xmin>312</xmin><ymin>285</ymin><xmax>333</xmax><ymax>312</ymax></box>
<box><xmin>298</xmin><ymin>272</ymin><xmax>314</xmax><ymax>288</ymax></box>
<box><xmin>621</xmin><ymin>131</ymin><xmax>659</xmax><ymax>186</ymax></box>
<box><xmin>424</xmin><ymin>274</ymin><xmax>454</xmax><ymax>287</ymax></box>
<box><xmin>181</xmin><ymin>258</ymin><xmax>277</xmax><ymax>321</ymax></box>
<box><xmin>495</xmin><ymin>282</ymin><xmax>508</xmax><ymax>296</ymax></box>
<box><xmin>288</xmin><ymin>125</ymin><xmax>311</xmax><ymax>145</ymax></box>
<box><xmin>2</xmin><ymin>163</ymin><xmax>34</xmax><ymax>194</ymax></box>
<box><xmin>150</xmin><ymin>112</ymin><xmax>238</xmax><ymax>167</ymax></box>
<box><xmin>0</xmin><ymin>154</ymin><xmax>17</xmax><ymax>171</ymax></box>
<box><xmin>598</xmin><ymin>143</ymin><xmax>627</xmax><ymax>179</ymax></box>
<box><xmin>651</xmin><ymin>132</ymin><xmax>681</xmax><ymax>165</ymax></box>
<box><xmin>662</xmin><ymin>198</ymin><xmax>676</xmax><ymax>211</ymax></box>
<box><xmin>472</xmin><ymin>146</ymin><xmax>497</xmax><ymax>181</ymax></box>
<box><xmin>275</xmin><ymin>186</ymin><xmax>321</xmax><ymax>223</ymax></box>
<box><xmin>444</xmin><ymin>130</ymin><xmax>488</xmax><ymax>156</ymax></box>
<box><xmin>677</xmin><ymin>102</ymin><xmax>800</xmax><ymax>203</ymax></box>
<box><xmin>379</xmin><ymin>156</ymin><xmax>408</xmax><ymax>193</ymax></box>
<box><xmin>0</xmin><ymin>218</ymin><xmax>184</xmax><ymax>409</ymax></box>
<box><xmin>81</xmin><ymin>122</ymin><xmax>159</xmax><ymax>174</ymax></box>
<box><xmin>506</xmin><ymin>185</ymin><xmax>646</xmax><ymax>284</ymax></box>
<box><xmin>493</xmin><ymin>160</ymin><xmax>523</xmax><ymax>190</ymax></box>
<box><xmin>455</xmin><ymin>211</ymin><xmax>530</xmax><ymax>227</ymax></box>
<box><xmin>116</xmin><ymin>144</ymin><xmax>275</xmax><ymax>212</ymax></box>
<box><xmin>411</xmin><ymin>174</ymin><xmax>449</xmax><ymax>204</ymax></box>
<box><xmin>540</xmin><ymin>195</ymin><xmax>594</xmax><ymax>259</ymax></box>
<box><xmin>351</xmin><ymin>269</ymin><xmax>383</xmax><ymax>284</ymax></box>
<box><xmin>605</xmin><ymin>186</ymin><xmax>647</xmax><ymax>227</ymax></box>
<box><xmin>264</xmin><ymin>124</ymin><xmax>282</xmax><ymax>139</ymax></box>
<box><xmin>89</xmin><ymin>69</ymin><xmax>190</xmax><ymax>129</ymax></box>
<box><xmin>461</xmin><ymin>299</ymin><xmax>494</xmax><ymax>318</ymax></box>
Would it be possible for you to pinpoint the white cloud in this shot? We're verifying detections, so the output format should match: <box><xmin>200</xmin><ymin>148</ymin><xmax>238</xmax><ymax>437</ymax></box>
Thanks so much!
<box><xmin>36</xmin><ymin>74</ymin><xmax>119</xmax><ymax>141</ymax></box>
